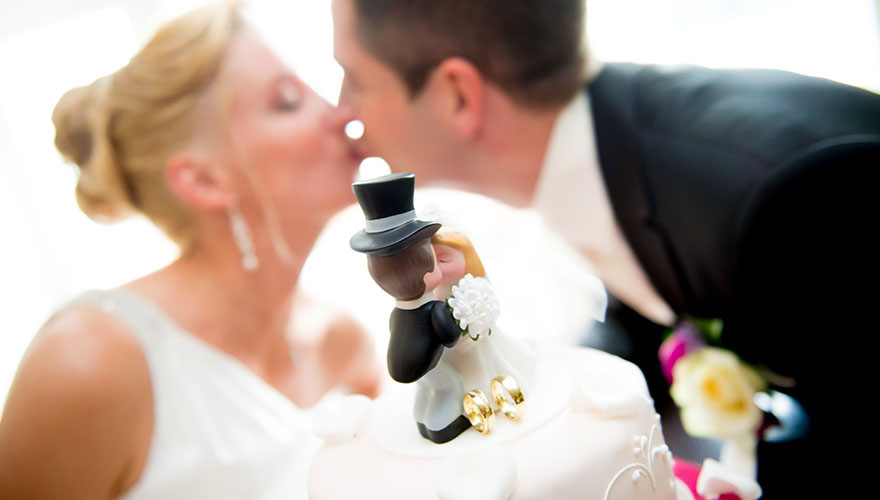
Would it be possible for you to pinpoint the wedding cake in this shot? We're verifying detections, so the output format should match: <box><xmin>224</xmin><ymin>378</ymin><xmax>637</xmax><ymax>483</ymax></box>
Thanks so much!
<box><xmin>309</xmin><ymin>346</ymin><xmax>689</xmax><ymax>500</ymax></box>
<box><xmin>308</xmin><ymin>174</ymin><xmax>692</xmax><ymax>500</ymax></box>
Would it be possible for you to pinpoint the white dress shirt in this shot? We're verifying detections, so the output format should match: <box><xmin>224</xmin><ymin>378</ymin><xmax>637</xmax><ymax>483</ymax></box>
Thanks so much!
<box><xmin>532</xmin><ymin>91</ymin><xmax>677</xmax><ymax>326</ymax></box>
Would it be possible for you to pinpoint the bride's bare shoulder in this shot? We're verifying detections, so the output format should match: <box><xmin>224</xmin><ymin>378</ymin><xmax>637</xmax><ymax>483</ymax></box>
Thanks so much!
<box><xmin>0</xmin><ymin>304</ymin><xmax>152</xmax><ymax>498</ymax></box>
<box><xmin>34</xmin><ymin>303</ymin><xmax>147</xmax><ymax>370</ymax></box>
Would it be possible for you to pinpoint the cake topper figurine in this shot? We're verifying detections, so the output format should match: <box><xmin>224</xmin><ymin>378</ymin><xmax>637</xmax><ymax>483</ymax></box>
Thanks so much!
<box><xmin>351</xmin><ymin>173</ymin><xmax>535</xmax><ymax>443</ymax></box>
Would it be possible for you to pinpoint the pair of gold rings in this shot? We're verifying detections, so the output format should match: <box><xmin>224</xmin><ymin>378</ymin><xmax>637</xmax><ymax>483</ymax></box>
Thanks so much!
<box><xmin>463</xmin><ymin>375</ymin><xmax>527</xmax><ymax>435</ymax></box>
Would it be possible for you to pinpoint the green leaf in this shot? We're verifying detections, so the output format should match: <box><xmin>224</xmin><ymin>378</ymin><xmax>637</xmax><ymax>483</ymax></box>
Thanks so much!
<box><xmin>695</xmin><ymin>317</ymin><xmax>724</xmax><ymax>344</ymax></box>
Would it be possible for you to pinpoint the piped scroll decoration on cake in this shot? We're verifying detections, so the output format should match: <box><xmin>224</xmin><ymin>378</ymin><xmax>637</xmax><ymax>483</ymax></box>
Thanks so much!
<box><xmin>436</xmin><ymin>447</ymin><xmax>517</xmax><ymax>500</ymax></box>
<box><xmin>603</xmin><ymin>417</ymin><xmax>676</xmax><ymax>500</ymax></box>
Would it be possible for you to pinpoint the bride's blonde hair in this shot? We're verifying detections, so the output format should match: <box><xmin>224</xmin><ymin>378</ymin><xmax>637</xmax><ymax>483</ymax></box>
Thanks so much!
<box><xmin>52</xmin><ymin>1</ymin><xmax>243</xmax><ymax>247</ymax></box>
<box><xmin>431</xmin><ymin>231</ymin><xmax>486</xmax><ymax>278</ymax></box>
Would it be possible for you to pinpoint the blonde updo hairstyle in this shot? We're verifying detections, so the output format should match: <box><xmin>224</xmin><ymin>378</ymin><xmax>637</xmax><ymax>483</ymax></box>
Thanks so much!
<box><xmin>52</xmin><ymin>1</ymin><xmax>243</xmax><ymax>247</ymax></box>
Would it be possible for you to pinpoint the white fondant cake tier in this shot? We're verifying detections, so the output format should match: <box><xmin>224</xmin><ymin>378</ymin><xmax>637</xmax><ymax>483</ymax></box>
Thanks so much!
<box><xmin>309</xmin><ymin>346</ymin><xmax>687</xmax><ymax>500</ymax></box>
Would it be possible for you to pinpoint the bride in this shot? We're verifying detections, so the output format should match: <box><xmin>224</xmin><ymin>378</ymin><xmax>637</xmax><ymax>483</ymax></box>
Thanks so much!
<box><xmin>431</xmin><ymin>231</ymin><xmax>536</xmax><ymax>411</ymax></box>
<box><xmin>0</xmin><ymin>2</ymin><xmax>380</xmax><ymax>499</ymax></box>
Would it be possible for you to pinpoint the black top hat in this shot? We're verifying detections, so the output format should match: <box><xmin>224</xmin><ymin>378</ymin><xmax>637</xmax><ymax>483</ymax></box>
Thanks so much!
<box><xmin>350</xmin><ymin>173</ymin><xmax>440</xmax><ymax>256</ymax></box>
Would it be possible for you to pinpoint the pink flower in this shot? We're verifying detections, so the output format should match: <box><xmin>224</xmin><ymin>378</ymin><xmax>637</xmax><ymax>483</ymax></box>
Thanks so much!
<box><xmin>658</xmin><ymin>322</ymin><xmax>706</xmax><ymax>384</ymax></box>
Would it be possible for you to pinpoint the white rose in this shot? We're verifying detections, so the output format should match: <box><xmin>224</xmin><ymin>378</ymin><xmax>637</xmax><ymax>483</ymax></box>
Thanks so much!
<box><xmin>670</xmin><ymin>347</ymin><xmax>766</xmax><ymax>439</ymax></box>
<box><xmin>447</xmin><ymin>274</ymin><xmax>500</xmax><ymax>341</ymax></box>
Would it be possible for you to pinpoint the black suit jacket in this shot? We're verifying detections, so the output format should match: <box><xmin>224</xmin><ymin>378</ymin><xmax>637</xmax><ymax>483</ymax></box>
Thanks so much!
<box><xmin>387</xmin><ymin>301</ymin><xmax>461</xmax><ymax>383</ymax></box>
<box><xmin>587</xmin><ymin>64</ymin><xmax>879</xmax><ymax>496</ymax></box>
<box><xmin>588</xmin><ymin>63</ymin><xmax>880</xmax><ymax>380</ymax></box>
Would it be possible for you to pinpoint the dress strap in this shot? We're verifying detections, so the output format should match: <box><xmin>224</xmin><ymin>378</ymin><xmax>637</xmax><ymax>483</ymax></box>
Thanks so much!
<box><xmin>72</xmin><ymin>288</ymin><xmax>181</xmax><ymax>350</ymax></box>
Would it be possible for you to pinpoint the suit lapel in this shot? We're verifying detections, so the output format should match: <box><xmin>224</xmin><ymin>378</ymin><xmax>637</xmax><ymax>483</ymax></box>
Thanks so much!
<box><xmin>588</xmin><ymin>64</ymin><xmax>690</xmax><ymax>314</ymax></box>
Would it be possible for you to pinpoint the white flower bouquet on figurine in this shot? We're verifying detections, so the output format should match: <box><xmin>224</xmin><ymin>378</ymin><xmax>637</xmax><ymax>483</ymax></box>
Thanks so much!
<box><xmin>447</xmin><ymin>274</ymin><xmax>500</xmax><ymax>341</ymax></box>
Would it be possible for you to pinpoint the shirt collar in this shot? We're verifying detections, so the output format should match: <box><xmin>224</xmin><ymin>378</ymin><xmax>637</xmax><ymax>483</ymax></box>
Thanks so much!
<box><xmin>532</xmin><ymin>90</ymin><xmax>619</xmax><ymax>256</ymax></box>
<box><xmin>531</xmin><ymin>89</ymin><xmax>677</xmax><ymax>327</ymax></box>
<box><xmin>395</xmin><ymin>292</ymin><xmax>435</xmax><ymax>310</ymax></box>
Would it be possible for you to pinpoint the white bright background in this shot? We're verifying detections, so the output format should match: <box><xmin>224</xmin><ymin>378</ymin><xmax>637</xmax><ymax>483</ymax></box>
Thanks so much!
<box><xmin>1</xmin><ymin>0</ymin><xmax>879</xmax><ymax>408</ymax></box>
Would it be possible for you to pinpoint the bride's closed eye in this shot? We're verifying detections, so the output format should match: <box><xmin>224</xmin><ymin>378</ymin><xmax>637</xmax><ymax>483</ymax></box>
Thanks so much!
<box><xmin>273</xmin><ymin>78</ymin><xmax>302</xmax><ymax>111</ymax></box>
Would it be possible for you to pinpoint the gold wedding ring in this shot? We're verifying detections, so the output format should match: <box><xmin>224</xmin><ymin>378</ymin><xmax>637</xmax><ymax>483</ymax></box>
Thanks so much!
<box><xmin>463</xmin><ymin>389</ymin><xmax>495</xmax><ymax>434</ymax></box>
<box><xmin>491</xmin><ymin>375</ymin><xmax>527</xmax><ymax>421</ymax></box>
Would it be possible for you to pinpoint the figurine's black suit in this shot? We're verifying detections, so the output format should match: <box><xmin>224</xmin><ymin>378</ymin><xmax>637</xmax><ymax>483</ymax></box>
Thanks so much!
<box><xmin>387</xmin><ymin>301</ymin><xmax>460</xmax><ymax>384</ymax></box>
<box><xmin>387</xmin><ymin>300</ymin><xmax>472</xmax><ymax>443</ymax></box>
<box><xmin>586</xmin><ymin>63</ymin><xmax>880</xmax><ymax>497</ymax></box>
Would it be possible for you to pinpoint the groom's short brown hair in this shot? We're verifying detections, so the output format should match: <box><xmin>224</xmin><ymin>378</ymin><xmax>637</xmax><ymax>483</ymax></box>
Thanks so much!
<box><xmin>367</xmin><ymin>239</ymin><xmax>435</xmax><ymax>301</ymax></box>
<box><xmin>351</xmin><ymin>0</ymin><xmax>587</xmax><ymax>109</ymax></box>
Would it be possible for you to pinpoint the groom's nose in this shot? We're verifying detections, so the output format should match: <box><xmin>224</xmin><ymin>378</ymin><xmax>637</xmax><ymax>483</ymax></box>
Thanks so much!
<box><xmin>326</xmin><ymin>98</ymin><xmax>356</xmax><ymax>133</ymax></box>
<box><xmin>335</xmin><ymin>101</ymin><xmax>356</xmax><ymax>127</ymax></box>
<box><xmin>336</xmin><ymin>80</ymin><xmax>356</xmax><ymax>117</ymax></box>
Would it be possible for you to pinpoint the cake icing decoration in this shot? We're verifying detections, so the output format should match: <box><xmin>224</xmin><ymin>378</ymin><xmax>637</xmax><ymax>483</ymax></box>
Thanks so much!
<box><xmin>570</xmin><ymin>366</ymin><xmax>651</xmax><ymax>417</ymax></box>
<box><xmin>312</xmin><ymin>394</ymin><xmax>374</xmax><ymax>445</ymax></box>
<box><xmin>604</xmin><ymin>423</ymin><xmax>674</xmax><ymax>500</ymax></box>
<box><xmin>436</xmin><ymin>447</ymin><xmax>517</xmax><ymax>500</ymax></box>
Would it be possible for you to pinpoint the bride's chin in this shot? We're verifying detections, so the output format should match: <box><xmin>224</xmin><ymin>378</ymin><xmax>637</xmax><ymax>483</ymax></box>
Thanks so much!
<box><xmin>286</xmin><ymin>210</ymin><xmax>334</xmax><ymax>237</ymax></box>
<box><xmin>325</xmin><ymin>188</ymin><xmax>358</xmax><ymax>213</ymax></box>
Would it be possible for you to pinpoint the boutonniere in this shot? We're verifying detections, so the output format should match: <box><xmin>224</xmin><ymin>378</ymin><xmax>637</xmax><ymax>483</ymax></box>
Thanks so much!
<box><xmin>659</xmin><ymin>318</ymin><xmax>766</xmax><ymax>441</ymax></box>
<box><xmin>446</xmin><ymin>274</ymin><xmax>500</xmax><ymax>341</ymax></box>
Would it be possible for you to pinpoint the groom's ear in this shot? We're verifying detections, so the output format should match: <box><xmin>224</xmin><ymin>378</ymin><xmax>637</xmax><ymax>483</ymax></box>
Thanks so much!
<box><xmin>429</xmin><ymin>57</ymin><xmax>485</xmax><ymax>139</ymax></box>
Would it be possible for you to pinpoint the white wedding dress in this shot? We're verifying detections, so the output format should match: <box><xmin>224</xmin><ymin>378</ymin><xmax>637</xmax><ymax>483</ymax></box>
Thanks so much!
<box><xmin>53</xmin><ymin>288</ymin><xmax>319</xmax><ymax>500</ymax></box>
<box><xmin>435</xmin><ymin>277</ymin><xmax>537</xmax><ymax>401</ymax></box>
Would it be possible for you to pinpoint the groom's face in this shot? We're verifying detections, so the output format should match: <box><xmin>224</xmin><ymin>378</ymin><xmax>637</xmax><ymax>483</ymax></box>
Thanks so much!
<box><xmin>332</xmin><ymin>0</ymin><xmax>446</xmax><ymax>178</ymax></box>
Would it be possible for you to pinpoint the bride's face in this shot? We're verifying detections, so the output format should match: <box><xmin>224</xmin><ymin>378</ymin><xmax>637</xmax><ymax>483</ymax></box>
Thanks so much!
<box><xmin>433</xmin><ymin>244</ymin><xmax>467</xmax><ymax>287</ymax></box>
<box><xmin>221</xmin><ymin>30</ymin><xmax>361</xmax><ymax>240</ymax></box>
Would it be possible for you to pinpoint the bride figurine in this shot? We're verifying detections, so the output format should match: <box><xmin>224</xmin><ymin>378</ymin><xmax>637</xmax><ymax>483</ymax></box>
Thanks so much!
<box><xmin>431</xmin><ymin>231</ymin><xmax>536</xmax><ymax>420</ymax></box>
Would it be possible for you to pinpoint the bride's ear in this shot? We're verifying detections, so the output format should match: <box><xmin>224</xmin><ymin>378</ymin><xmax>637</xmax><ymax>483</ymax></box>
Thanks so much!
<box><xmin>429</xmin><ymin>57</ymin><xmax>485</xmax><ymax>139</ymax></box>
<box><xmin>165</xmin><ymin>152</ymin><xmax>234</xmax><ymax>210</ymax></box>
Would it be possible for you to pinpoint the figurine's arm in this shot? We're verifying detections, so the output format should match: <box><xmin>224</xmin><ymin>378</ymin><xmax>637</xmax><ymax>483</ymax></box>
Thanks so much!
<box><xmin>430</xmin><ymin>301</ymin><xmax>461</xmax><ymax>348</ymax></box>
<box><xmin>387</xmin><ymin>309</ymin><xmax>443</xmax><ymax>384</ymax></box>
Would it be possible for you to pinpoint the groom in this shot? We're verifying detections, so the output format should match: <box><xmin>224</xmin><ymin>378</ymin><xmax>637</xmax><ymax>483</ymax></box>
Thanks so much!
<box><xmin>332</xmin><ymin>0</ymin><xmax>880</xmax><ymax>496</ymax></box>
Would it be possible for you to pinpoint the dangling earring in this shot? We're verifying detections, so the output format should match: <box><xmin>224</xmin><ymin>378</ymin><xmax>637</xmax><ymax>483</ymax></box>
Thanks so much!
<box><xmin>228</xmin><ymin>205</ymin><xmax>259</xmax><ymax>271</ymax></box>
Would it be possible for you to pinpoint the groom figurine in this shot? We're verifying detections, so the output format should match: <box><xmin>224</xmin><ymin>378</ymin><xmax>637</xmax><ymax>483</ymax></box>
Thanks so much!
<box><xmin>350</xmin><ymin>173</ymin><xmax>471</xmax><ymax>443</ymax></box>
<box><xmin>332</xmin><ymin>0</ymin><xmax>880</xmax><ymax>496</ymax></box>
